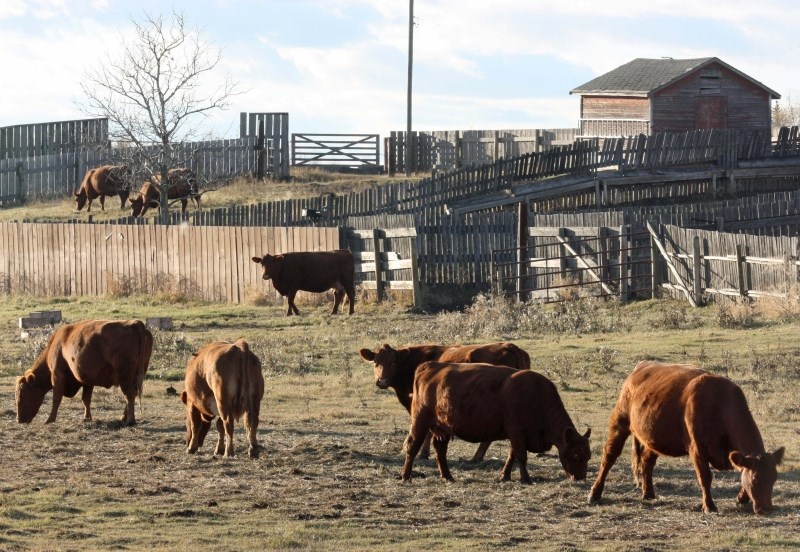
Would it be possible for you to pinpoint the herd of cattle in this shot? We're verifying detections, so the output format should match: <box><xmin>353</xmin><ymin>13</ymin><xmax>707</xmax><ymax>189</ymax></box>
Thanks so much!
<box><xmin>25</xmin><ymin>200</ymin><xmax>785</xmax><ymax>515</ymax></box>
<box><xmin>73</xmin><ymin>164</ymin><xmax>200</xmax><ymax>216</ymax></box>
<box><xmin>13</xmin><ymin>319</ymin><xmax>784</xmax><ymax>516</ymax></box>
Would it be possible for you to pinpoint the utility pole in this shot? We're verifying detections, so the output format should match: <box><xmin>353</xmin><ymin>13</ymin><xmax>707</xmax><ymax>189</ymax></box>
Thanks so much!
<box><xmin>405</xmin><ymin>0</ymin><xmax>414</xmax><ymax>176</ymax></box>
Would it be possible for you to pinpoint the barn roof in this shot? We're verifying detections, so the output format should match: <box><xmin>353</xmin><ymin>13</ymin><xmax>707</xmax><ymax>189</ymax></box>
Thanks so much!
<box><xmin>570</xmin><ymin>57</ymin><xmax>780</xmax><ymax>99</ymax></box>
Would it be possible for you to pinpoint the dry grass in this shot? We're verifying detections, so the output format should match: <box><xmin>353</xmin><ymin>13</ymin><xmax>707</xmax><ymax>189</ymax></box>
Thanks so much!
<box><xmin>0</xmin><ymin>295</ymin><xmax>798</xmax><ymax>550</ymax></box>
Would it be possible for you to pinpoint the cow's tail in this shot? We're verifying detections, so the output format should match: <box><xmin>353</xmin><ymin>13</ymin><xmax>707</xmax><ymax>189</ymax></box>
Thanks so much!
<box><xmin>136</xmin><ymin>321</ymin><xmax>154</xmax><ymax>411</ymax></box>
<box><xmin>236</xmin><ymin>339</ymin><xmax>251</xmax><ymax>417</ymax></box>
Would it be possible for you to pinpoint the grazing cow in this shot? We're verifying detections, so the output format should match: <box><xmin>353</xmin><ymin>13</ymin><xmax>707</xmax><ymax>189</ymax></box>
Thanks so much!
<box><xmin>129</xmin><ymin>168</ymin><xmax>200</xmax><ymax>217</ymax></box>
<box><xmin>251</xmin><ymin>249</ymin><xmax>355</xmax><ymax>316</ymax></box>
<box><xmin>359</xmin><ymin>342</ymin><xmax>531</xmax><ymax>461</ymax></box>
<box><xmin>181</xmin><ymin>339</ymin><xmax>264</xmax><ymax>458</ymax></box>
<box><xmin>15</xmin><ymin>320</ymin><xmax>153</xmax><ymax>425</ymax></box>
<box><xmin>401</xmin><ymin>361</ymin><xmax>591</xmax><ymax>484</ymax></box>
<box><xmin>588</xmin><ymin>361</ymin><xmax>785</xmax><ymax>514</ymax></box>
<box><xmin>74</xmin><ymin>164</ymin><xmax>131</xmax><ymax>212</ymax></box>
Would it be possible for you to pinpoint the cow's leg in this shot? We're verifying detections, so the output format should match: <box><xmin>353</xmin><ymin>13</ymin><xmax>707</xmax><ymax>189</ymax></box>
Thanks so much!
<box><xmin>214</xmin><ymin>418</ymin><xmax>226</xmax><ymax>456</ymax></box>
<box><xmin>286</xmin><ymin>291</ymin><xmax>300</xmax><ymax>316</ymax></box>
<box><xmin>630</xmin><ymin>436</ymin><xmax>644</xmax><ymax>486</ymax></box>
<box><xmin>187</xmin><ymin>407</ymin><xmax>203</xmax><ymax>454</ymax></box>
<box><xmin>500</xmin><ymin>449</ymin><xmax>516</xmax><ymax>481</ymax></box>
<box><xmin>180</xmin><ymin>198</ymin><xmax>188</xmax><ymax>213</ymax></box>
<box><xmin>81</xmin><ymin>386</ymin><xmax>94</xmax><ymax>421</ymax></box>
<box><xmin>639</xmin><ymin>446</ymin><xmax>659</xmax><ymax>500</ymax></box>
<box><xmin>99</xmin><ymin>195</ymin><xmax>106</xmax><ymax>211</ymax></box>
<box><xmin>689</xmin><ymin>445</ymin><xmax>717</xmax><ymax>513</ymax></box>
<box><xmin>432</xmin><ymin>435</ymin><xmax>454</xmax><ymax>482</ymax></box>
<box><xmin>120</xmin><ymin>384</ymin><xmax>137</xmax><ymax>425</ymax></box>
<box><xmin>45</xmin><ymin>376</ymin><xmax>65</xmax><ymax>424</ymax></box>
<box><xmin>470</xmin><ymin>441</ymin><xmax>492</xmax><ymax>463</ymax></box>
<box><xmin>509</xmin><ymin>434</ymin><xmax>531</xmax><ymax>484</ymax></box>
<box><xmin>588</xmin><ymin>410</ymin><xmax>631</xmax><ymax>504</ymax></box>
<box><xmin>331</xmin><ymin>287</ymin><xmax>344</xmax><ymax>315</ymax></box>
<box><xmin>196</xmin><ymin>417</ymin><xmax>212</xmax><ymax>447</ymax></box>
<box><xmin>244</xmin><ymin>407</ymin><xmax>260</xmax><ymax>459</ymax></box>
<box><xmin>419</xmin><ymin>432</ymin><xmax>432</xmax><ymax>459</ymax></box>
<box><xmin>345</xmin><ymin>284</ymin><xmax>355</xmax><ymax>315</ymax></box>
<box><xmin>222</xmin><ymin>416</ymin><xmax>235</xmax><ymax>457</ymax></box>
<box><xmin>401</xmin><ymin>418</ymin><xmax>431</xmax><ymax>481</ymax></box>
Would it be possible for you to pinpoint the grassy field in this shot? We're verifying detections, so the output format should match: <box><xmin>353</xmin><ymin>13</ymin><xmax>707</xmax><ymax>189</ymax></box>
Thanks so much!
<box><xmin>0</xmin><ymin>167</ymin><xmax>419</xmax><ymax>224</ymax></box>
<box><xmin>0</xmin><ymin>292</ymin><xmax>798</xmax><ymax>551</ymax></box>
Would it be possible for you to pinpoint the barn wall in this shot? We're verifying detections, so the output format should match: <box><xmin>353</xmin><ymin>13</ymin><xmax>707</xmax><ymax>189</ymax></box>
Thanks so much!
<box><xmin>579</xmin><ymin>96</ymin><xmax>649</xmax><ymax>136</ymax></box>
<box><xmin>651</xmin><ymin>62</ymin><xmax>772</xmax><ymax>133</ymax></box>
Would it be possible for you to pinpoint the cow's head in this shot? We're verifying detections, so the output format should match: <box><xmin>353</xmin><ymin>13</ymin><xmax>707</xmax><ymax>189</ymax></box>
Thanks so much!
<box><xmin>730</xmin><ymin>447</ymin><xmax>785</xmax><ymax>514</ymax></box>
<box><xmin>359</xmin><ymin>344</ymin><xmax>399</xmax><ymax>389</ymax></box>
<box><xmin>558</xmin><ymin>427</ymin><xmax>592</xmax><ymax>481</ymax></box>
<box><xmin>74</xmin><ymin>190</ymin><xmax>87</xmax><ymax>211</ymax></box>
<box><xmin>129</xmin><ymin>196</ymin><xmax>145</xmax><ymax>217</ymax></box>
<box><xmin>15</xmin><ymin>374</ymin><xmax>47</xmax><ymax>423</ymax></box>
<box><xmin>252</xmin><ymin>255</ymin><xmax>281</xmax><ymax>281</ymax></box>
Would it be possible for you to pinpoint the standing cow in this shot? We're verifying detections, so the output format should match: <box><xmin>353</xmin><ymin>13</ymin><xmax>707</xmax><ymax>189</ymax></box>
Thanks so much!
<box><xmin>402</xmin><ymin>361</ymin><xmax>591</xmax><ymax>484</ymax></box>
<box><xmin>15</xmin><ymin>320</ymin><xmax>153</xmax><ymax>425</ymax></box>
<box><xmin>74</xmin><ymin>165</ymin><xmax>131</xmax><ymax>212</ymax></box>
<box><xmin>588</xmin><ymin>360</ymin><xmax>785</xmax><ymax>514</ymax></box>
<box><xmin>181</xmin><ymin>339</ymin><xmax>264</xmax><ymax>459</ymax></box>
<box><xmin>252</xmin><ymin>249</ymin><xmax>355</xmax><ymax>316</ymax></box>
<box><xmin>129</xmin><ymin>167</ymin><xmax>200</xmax><ymax>217</ymax></box>
<box><xmin>359</xmin><ymin>342</ymin><xmax>531</xmax><ymax>461</ymax></box>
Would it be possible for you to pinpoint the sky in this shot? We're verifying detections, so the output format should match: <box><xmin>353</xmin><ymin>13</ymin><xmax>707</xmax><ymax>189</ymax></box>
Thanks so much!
<box><xmin>2</xmin><ymin>0</ymin><xmax>800</xmax><ymax>147</ymax></box>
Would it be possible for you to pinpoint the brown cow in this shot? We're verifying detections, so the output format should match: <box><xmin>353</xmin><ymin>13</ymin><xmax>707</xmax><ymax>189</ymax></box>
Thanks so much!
<box><xmin>359</xmin><ymin>342</ymin><xmax>531</xmax><ymax>461</ymax></box>
<box><xmin>181</xmin><ymin>339</ymin><xmax>264</xmax><ymax>458</ymax></box>
<box><xmin>252</xmin><ymin>249</ymin><xmax>355</xmax><ymax>316</ymax></box>
<box><xmin>402</xmin><ymin>361</ymin><xmax>591</xmax><ymax>484</ymax></box>
<box><xmin>74</xmin><ymin>164</ymin><xmax>131</xmax><ymax>212</ymax></box>
<box><xmin>588</xmin><ymin>361</ymin><xmax>785</xmax><ymax>514</ymax></box>
<box><xmin>129</xmin><ymin>168</ymin><xmax>200</xmax><ymax>217</ymax></box>
<box><xmin>15</xmin><ymin>320</ymin><xmax>153</xmax><ymax>425</ymax></box>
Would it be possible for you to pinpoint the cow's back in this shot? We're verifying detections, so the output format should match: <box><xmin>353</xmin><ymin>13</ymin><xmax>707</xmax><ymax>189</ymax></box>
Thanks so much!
<box><xmin>439</xmin><ymin>342</ymin><xmax>530</xmax><ymax>370</ymax></box>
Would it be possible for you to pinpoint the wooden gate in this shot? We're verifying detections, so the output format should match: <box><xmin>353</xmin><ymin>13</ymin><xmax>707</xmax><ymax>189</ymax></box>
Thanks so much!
<box><xmin>491</xmin><ymin>226</ymin><xmax>654</xmax><ymax>303</ymax></box>
<box><xmin>292</xmin><ymin>134</ymin><xmax>380</xmax><ymax>170</ymax></box>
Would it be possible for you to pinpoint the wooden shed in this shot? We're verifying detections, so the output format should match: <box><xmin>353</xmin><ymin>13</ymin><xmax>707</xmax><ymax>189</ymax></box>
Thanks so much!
<box><xmin>570</xmin><ymin>57</ymin><xmax>780</xmax><ymax>138</ymax></box>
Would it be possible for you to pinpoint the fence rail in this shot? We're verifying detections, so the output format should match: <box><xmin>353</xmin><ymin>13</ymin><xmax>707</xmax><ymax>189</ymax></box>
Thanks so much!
<box><xmin>292</xmin><ymin>133</ymin><xmax>379</xmax><ymax>169</ymax></box>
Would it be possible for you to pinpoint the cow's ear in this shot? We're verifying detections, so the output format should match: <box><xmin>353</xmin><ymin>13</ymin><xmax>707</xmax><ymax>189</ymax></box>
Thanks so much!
<box><xmin>359</xmin><ymin>348</ymin><xmax>375</xmax><ymax>361</ymax></box>
<box><xmin>180</xmin><ymin>391</ymin><xmax>187</xmax><ymax>405</ymax></box>
<box><xmin>583</xmin><ymin>428</ymin><xmax>591</xmax><ymax>440</ymax></box>
<box><xmin>251</xmin><ymin>256</ymin><xmax>262</xmax><ymax>264</ymax></box>
<box><xmin>773</xmin><ymin>447</ymin><xmax>786</xmax><ymax>465</ymax></box>
<box><xmin>563</xmin><ymin>426</ymin><xmax>580</xmax><ymax>443</ymax></box>
<box><xmin>729</xmin><ymin>451</ymin><xmax>756</xmax><ymax>471</ymax></box>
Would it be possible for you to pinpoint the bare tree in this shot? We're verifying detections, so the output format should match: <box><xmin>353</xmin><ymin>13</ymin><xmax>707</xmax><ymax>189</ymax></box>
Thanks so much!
<box><xmin>80</xmin><ymin>11</ymin><xmax>238</xmax><ymax>222</ymax></box>
<box><xmin>772</xmin><ymin>90</ymin><xmax>800</xmax><ymax>133</ymax></box>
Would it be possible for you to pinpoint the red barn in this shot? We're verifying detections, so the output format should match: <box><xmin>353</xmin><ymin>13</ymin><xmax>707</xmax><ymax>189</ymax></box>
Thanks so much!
<box><xmin>570</xmin><ymin>57</ymin><xmax>779</xmax><ymax>137</ymax></box>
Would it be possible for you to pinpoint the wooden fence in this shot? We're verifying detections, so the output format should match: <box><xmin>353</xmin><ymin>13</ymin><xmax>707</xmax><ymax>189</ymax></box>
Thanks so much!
<box><xmin>240</xmin><ymin>112</ymin><xmax>290</xmax><ymax>179</ymax></box>
<box><xmin>0</xmin><ymin>222</ymin><xmax>340</xmax><ymax>303</ymax></box>
<box><xmin>386</xmin><ymin>128</ymin><xmax>579</xmax><ymax>173</ymax></box>
<box><xmin>0</xmin><ymin>118</ymin><xmax>108</xmax><ymax>160</ymax></box>
<box><xmin>292</xmin><ymin>134</ymin><xmax>380</xmax><ymax>169</ymax></box>
<box><xmin>0</xmin><ymin>138</ymin><xmax>260</xmax><ymax>203</ymax></box>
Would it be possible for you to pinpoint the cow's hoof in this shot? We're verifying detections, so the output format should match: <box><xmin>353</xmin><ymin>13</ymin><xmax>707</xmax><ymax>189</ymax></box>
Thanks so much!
<box><xmin>186</xmin><ymin>447</ymin><xmax>197</xmax><ymax>455</ymax></box>
<box><xmin>248</xmin><ymin>447</ymin><xmax>259</xmax><ymax>459</ymax></box>
<box><xmin>588</xmin><ymin>491</ymin><xmax>602</xmax><ymax>505</ymax></box>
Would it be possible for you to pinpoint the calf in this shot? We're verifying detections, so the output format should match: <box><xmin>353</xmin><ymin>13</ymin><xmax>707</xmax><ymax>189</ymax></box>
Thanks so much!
<box><xmin>359</xmin><ymin>342</ymin><xmax>531</xmax><ymax>461</ymax></box>
<box><xmin>181</xmin><ymin>339</ymin><xmax>264</xmax><ymax>458</ymax></box>
<box><xmin>588</xmin><ymin>360</ymin><xmax>785</xmax><ymax>514</ymax></box>
<box><xmin>402</xmin><ymin>361</ymin><xmax>591</xmax><ymax>484</ymax></box>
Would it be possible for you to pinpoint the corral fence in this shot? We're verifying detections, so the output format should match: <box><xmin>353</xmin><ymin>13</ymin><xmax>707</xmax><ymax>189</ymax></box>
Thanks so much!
<box><xmin>240</xmin><ymin>112</ymin><xmax>290</xmax><ymax>179</ymax></box>
<box><xmin>0</xmin><ymin>138</ymin><xmax>260</xmax><ymax>204</ymax></box>
<box><xmin>491</xmin><ymin>222</ymin><xmax>800</xmax><ymax>306</ymax></box>
<box><xmin>0</xmin><ymin>117</ymin><xmax>108</xmax><ymax>160</ymax></box>
<box><xmin>292</xmin><ymin>134</ymin><xmax>380</xmax><ymax>171</ymax></box>
<box><xmin>492</xmin><ymin>225</ymin><xmax>654</xmax><ymax>303</ymax></box>
<box><xmin>386</xmin><ymin>128</ymin><xmax>579</xmax><ymax>174</ymax></box>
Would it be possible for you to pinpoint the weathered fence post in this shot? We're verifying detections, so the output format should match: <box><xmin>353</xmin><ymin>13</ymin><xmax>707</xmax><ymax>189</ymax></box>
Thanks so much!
<box><xmin>372</xmin><ymin>228</ymin><xmax>384</xmax><ymax>302</ymax></box>
<box><xmin>692</xmin><ymin>236</ymin><xmax>703</xmax><ymax>305</ymax></box>
<box><xmin>736</xmin><ymin>244</ymin><xmax>748</xmax><ymax>297</ymax></box>
<box><xmin>516</xmin><ymin>201</ymin><xmax>528</xmax><ymax>302</ymax></box>
<box><xmin>650</xmin><ymin>226</ymin><xmax>660</xmax><ymax>298</ymax></box>
<box><xmin>410</xmin><ymin>237</ymin><xmax>421</xmax><ymax>309</ymax></box>
<box><xmin>558</xmin><ymin>227</ymin><xmax>567</xmax><ymax>282</ymax></box>
<box><xmin>619</xmin><ymin>225</ymin><xmax>629</xmax><ymax>302</ymax></box>
<box><xmin>256</xmin><ymin>119</ymin><xmax>266</xmax><ymax>180</ymax></box>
